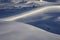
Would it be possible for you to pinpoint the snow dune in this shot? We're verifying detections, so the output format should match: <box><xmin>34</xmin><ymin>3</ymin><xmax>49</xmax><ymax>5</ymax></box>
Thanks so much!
<box><xmin>0</xmin><ymin>21</ymin><xmax>60</xmax><ymax>40</ymax></box>
<box><xmin>0</xmin><ymin>6</ymin><xmax>60</xmax><ymax>22</ymax></box>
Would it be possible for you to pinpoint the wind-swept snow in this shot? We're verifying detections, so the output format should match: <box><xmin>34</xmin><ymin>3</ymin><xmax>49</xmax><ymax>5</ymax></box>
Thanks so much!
<box><xmin>0</xmin><ymin>5</ymin><xmax>60</xmax><ymax>35</ymax></box>
<box><xmin>1</xmin><ymin>6</ymin><xmax>60</xmax><ymax>21</ymax></box>
<box><xmin>0</xmin><ymin>0</ymin><xmax>60</xmax><ymax>9</ymax></box>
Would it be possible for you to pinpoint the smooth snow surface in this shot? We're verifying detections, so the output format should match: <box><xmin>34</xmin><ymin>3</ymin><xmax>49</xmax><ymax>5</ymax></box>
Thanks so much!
<box><xmin>0</xmin><ymin>21</ymin><xmax>60</xmax><ymax>40</ymax></box>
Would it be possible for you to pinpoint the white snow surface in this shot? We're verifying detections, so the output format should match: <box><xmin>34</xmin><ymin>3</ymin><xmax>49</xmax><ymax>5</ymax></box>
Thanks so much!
<box><xmin>0</xmin><ymin>21</ymin><xmax>60</xmax><ymax>40</ymax></box>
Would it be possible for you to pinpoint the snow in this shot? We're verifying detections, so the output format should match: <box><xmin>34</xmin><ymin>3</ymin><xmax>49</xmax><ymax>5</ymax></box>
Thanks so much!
<box><xmin>0</xmin><ymin>0</ymin><xmax>60</xmax><ymax>40</ymax></box>
<box><xmin>1</xmin><ymin>6</ymin><xmax>60</xmax><ymax>21</ymax></box>
<box><xmin>0</xmin><ymin>5</ymin><xmax>60</xmax><ymax>35</ymax></box>
<box><xmin>0</xmin><ymin>0</ymin><xmax>60</xmax><ymax>9</ymax></box>
<box><xmin>0</xmin><ymin>21</ymin><xmax>60</xmax><ymax>40</ymax></box>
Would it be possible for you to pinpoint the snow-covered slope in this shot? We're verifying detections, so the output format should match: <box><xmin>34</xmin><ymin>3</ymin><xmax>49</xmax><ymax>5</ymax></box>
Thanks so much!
<box><xmin>1</xmin><ymin>6</ymin><xmax>60</xmax><ymax>35</ymax></box>
<box><xmin>0</xmin><ymin>0</ymin><xmax>60</xmax><ymax>40</ymax></box>
<box><xmin>0</xmin><ymin>21</ymin><xmax>60</xmax><ymax>40</ymax></box>
<box><xmin>1</xmin><ymin>6</ymin><xmax>60</xmax><ymax>21</ymax></box>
